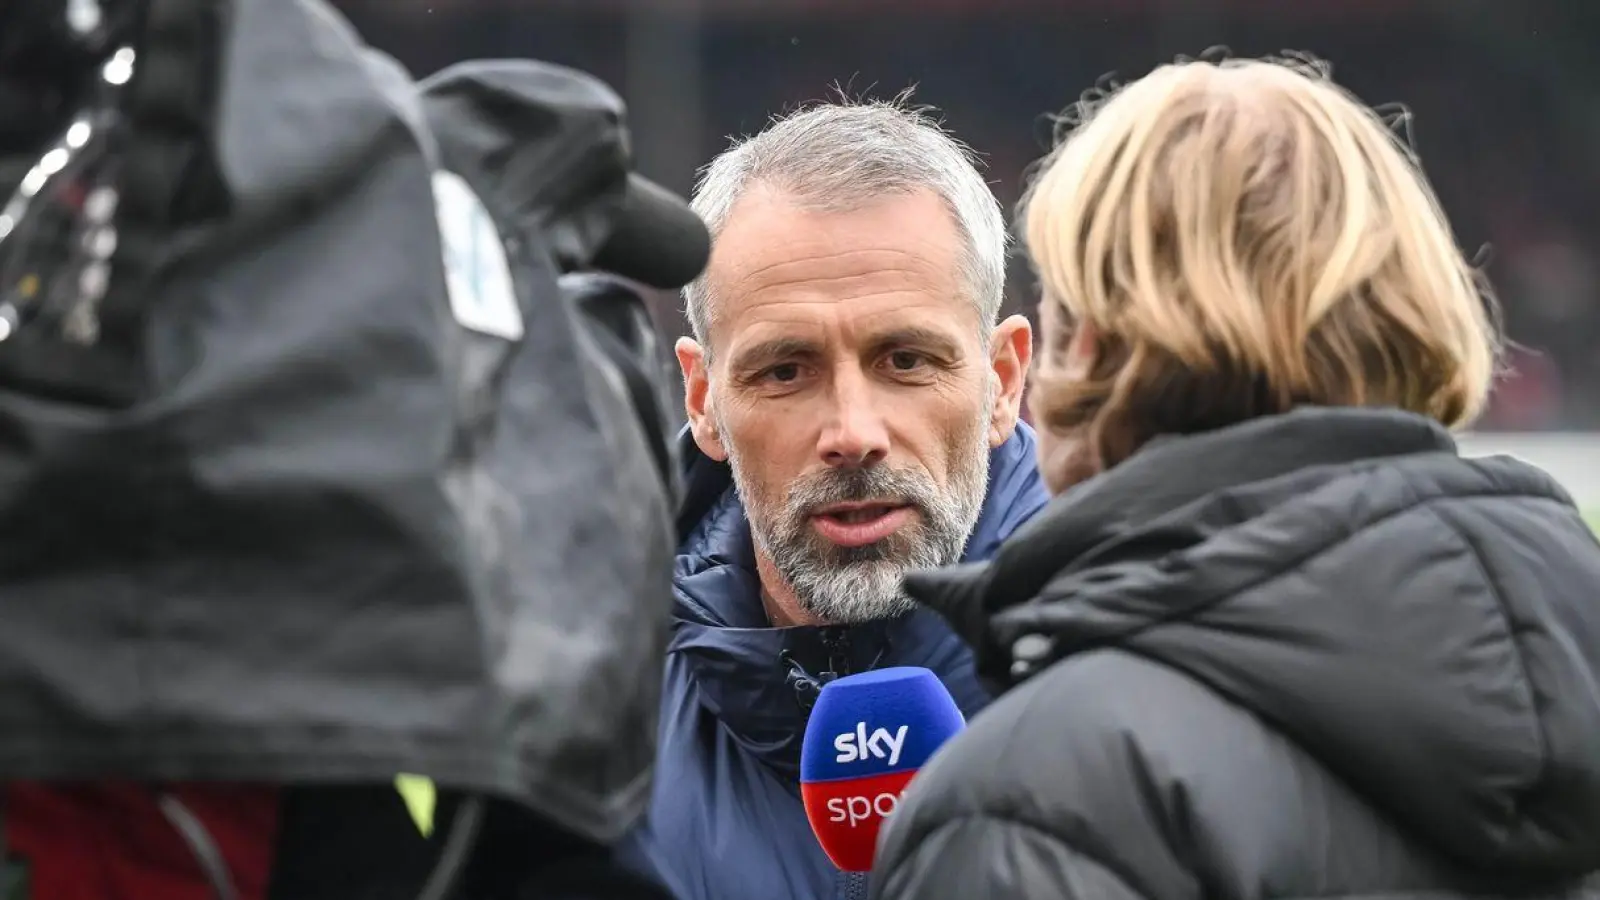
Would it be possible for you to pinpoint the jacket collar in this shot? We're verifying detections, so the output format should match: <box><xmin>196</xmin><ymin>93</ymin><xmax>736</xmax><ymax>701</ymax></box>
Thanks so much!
<box><xmin>904</xmin><ymin>406</ymin><xmax>1458</xmax><ymax>675</ymax></box>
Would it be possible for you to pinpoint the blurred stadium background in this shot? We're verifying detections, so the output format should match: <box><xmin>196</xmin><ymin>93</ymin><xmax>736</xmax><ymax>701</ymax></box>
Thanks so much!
<box><xmin>330</xmin><ymin>0</ymin><xmax>1600</xmax><ymax>526</ymax></box>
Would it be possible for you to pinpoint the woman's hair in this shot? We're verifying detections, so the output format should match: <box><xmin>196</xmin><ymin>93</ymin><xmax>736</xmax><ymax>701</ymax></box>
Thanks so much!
<box><xmin>1021</xmin><ymin>53</ymin><xmax>1501</xmax><ymax>477</ymax></box>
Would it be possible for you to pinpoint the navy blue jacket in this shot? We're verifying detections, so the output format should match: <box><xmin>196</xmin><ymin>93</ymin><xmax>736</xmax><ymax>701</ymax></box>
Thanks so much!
<box><xmin>617</xmin><ymin>424</ymin><xmax>1049</xmax><ymax>900</ymax></box>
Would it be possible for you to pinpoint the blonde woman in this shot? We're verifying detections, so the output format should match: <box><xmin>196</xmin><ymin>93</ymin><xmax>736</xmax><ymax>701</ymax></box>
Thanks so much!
<box><xmin>872</xmin><ymin>54</ymin><xmax>1600</xmax><ymax>900</ymax></box>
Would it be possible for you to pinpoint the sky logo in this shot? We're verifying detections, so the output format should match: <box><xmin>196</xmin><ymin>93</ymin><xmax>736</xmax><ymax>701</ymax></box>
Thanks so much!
<box><xmin>833</xmin><ymin>722</ymin><xmax>909</xmax><ymax>767</ymax></box>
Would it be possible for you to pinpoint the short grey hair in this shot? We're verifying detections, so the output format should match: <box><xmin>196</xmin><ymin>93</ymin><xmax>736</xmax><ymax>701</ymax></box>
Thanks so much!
<box><xmin>684</xmin><ymin>98</ymin><xmax>1009</xmax><ymax>350</ymax></box>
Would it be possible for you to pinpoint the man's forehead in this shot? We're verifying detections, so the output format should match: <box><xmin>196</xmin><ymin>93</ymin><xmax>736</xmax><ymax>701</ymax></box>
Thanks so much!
<box><xmin>712</xmin><ymin>185</ymin><xmax>960</xmax><ymax>266</ymax></box>
<box><xmin>702</xmin><ymin>186</ymin><xmax>969</xmax><ymax>348</ymax></box>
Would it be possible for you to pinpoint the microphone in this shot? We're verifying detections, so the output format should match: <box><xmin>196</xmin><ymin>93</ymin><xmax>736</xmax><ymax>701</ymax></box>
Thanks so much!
<box><xmin>591</xmin><ymin>172</ymin><xmax>711</xmax><ymax>290</ymax></box>
<box><xmin>799</xmin><ymin>666</ymin><xmax>966</xmax><ymax>873</ymax></box>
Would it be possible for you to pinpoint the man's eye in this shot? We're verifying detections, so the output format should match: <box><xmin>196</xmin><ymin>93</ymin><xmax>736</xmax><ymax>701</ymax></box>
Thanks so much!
<box><xmin>766</xmin><ymin>363</ymin><xmax>802</xmax><ymax>382</ymax></box>
<box><xmin>887</xmin><ymin>351</ymin><xmax>926</xmax><ymax>371</ymax></box>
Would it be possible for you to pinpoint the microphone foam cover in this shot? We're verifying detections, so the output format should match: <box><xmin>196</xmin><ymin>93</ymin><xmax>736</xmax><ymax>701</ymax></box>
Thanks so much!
<box><xmin>799</xmin><ymin>667</ymin><xmax>965</xmax><ymax>872</ymax></box>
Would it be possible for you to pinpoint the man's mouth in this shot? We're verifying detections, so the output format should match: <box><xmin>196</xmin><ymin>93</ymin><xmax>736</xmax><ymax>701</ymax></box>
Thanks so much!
<box><xmin>809</xmin><ymin>501</ymin><xmax>916</xmax><ymax>548</ymax></box>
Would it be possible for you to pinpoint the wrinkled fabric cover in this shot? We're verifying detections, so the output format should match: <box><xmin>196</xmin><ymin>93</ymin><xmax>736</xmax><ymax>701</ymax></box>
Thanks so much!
<box><xmin>874</xmin><ymin>407</ymin><xmax>1600</xmax><ymax>899</ymax></box>
<box><xmin>0</xmin><ymin>0</ymin><xmax>674</xmax><ymax>843</ymax></box>
<box><xmin>618</xmin><ymin>423</ymin><xmax>1049</xmax><ymax>900</ymax></box>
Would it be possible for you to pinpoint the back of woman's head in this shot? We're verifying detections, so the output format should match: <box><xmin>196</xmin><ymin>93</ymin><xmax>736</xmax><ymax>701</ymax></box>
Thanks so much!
<box><xmin>1022</xmin><ymin>53</ymin><xmax>1499</xmax><ymax>488</ymax></box>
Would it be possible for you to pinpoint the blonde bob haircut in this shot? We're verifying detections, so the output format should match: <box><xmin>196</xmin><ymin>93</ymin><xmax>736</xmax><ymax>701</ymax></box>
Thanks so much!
<box><xmin>1022</xmin><ymin>52</ymin><xmax>1500</xmax><ymax>477</ymax></box>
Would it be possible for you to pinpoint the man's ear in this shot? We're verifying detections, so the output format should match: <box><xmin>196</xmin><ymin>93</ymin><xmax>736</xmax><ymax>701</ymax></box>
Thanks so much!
<box><xmin>987</xmin><ymin>314</ymin><xmax>1034</xmax><ymax>447</ymax></box>
<box><xmin>676</xmin><ymin>337</ymin><xmax>728</xmax><ymax>461</ymax></box>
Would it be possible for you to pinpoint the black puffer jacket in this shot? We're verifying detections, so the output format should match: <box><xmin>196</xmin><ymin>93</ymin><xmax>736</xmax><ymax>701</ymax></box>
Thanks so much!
<box><xmin>873</xmin><ymin>407</ymin><xmax>1600</xmax><ymax>900</ymax></box>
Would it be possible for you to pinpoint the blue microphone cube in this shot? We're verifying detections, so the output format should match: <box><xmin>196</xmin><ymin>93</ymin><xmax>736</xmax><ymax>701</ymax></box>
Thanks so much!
<box><xmin>800</xmin><ymin>666</ymin><xmax>967</xmax><ymax>783</ymax></box>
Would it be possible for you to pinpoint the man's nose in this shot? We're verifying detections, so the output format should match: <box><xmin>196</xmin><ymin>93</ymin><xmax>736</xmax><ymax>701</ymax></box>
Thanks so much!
<box><xmin>817</xmin><ymin>372</ymin><xmax>889</xmax><ymax>468</ymax></box>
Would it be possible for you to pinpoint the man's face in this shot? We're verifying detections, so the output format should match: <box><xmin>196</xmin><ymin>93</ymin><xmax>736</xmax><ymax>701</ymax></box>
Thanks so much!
<box><xmin>678</xmin><ymin>186</ymin><xmax>1031</xmax><ymax>625</ymax></box>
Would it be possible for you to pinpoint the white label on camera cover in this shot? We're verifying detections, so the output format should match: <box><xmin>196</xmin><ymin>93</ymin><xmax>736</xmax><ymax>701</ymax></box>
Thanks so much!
<box><xmin>431</xmin><ymin>170</ymin><xmax>524</xmax><ymax>341</ymax></box>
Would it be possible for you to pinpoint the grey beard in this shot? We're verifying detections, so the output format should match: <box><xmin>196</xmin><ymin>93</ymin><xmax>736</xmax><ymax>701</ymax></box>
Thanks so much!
<box><xmin>723</xmin><ymin>413</ymin><xmax>991</xmax><ymax>625</ymax></box>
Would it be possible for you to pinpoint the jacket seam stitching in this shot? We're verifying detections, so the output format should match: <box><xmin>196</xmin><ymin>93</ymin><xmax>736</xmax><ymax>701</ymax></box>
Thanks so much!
<box><xmin>1421</xmin><ymin>503</ymin><xmax>1551</xmax><ymax>833</ymax></box>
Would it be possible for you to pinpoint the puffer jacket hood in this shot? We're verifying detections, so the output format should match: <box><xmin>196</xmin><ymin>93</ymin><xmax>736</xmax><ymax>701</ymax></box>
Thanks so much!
<box><xmin>877</xmin><ymin>407</ymin><xmax>1600</xmax><ymax>900</ymax></box>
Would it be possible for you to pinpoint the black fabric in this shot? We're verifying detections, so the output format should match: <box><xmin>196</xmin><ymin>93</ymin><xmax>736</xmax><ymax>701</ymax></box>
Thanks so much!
<box><xmin>267</xmin><ymin>787</ymin><xmax>441</xmax><ymax>900</ymax></box>
<box><xmin>0</xmin><ymin>0</ymin><xmax>679</xmax><ymax>847</ymax></box>
<box><xmin>565</xmin><ymin>273</ymin><xmax>682</xmax><ymax>500</ymax></box>
<box><xmin>118</xmin><ymin>0</ymin><xmax>232</xmax><ymax>230</ymax></box>
<box><xmin>267</xmin><ymin>787</ymin><xmax>677</xmax><ymax>900</ymax></box>
<box><xmin>874</xmin><ymin>406</ymin><xmax>1600</xmax><ymax>900</ymax></box>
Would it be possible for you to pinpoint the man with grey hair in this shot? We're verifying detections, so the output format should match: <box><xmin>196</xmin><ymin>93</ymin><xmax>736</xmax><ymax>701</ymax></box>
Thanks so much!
<box><xmin>616</xmin><ymin>98</ymin><xmax>1047</xmax><ymax>900</ymax></box>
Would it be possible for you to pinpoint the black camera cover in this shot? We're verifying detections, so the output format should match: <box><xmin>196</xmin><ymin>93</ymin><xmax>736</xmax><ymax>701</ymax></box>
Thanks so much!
<box><xmin>0</xmin><ymin>0</ymin><xmax>681</xmax><ymax>843</ymax></box>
